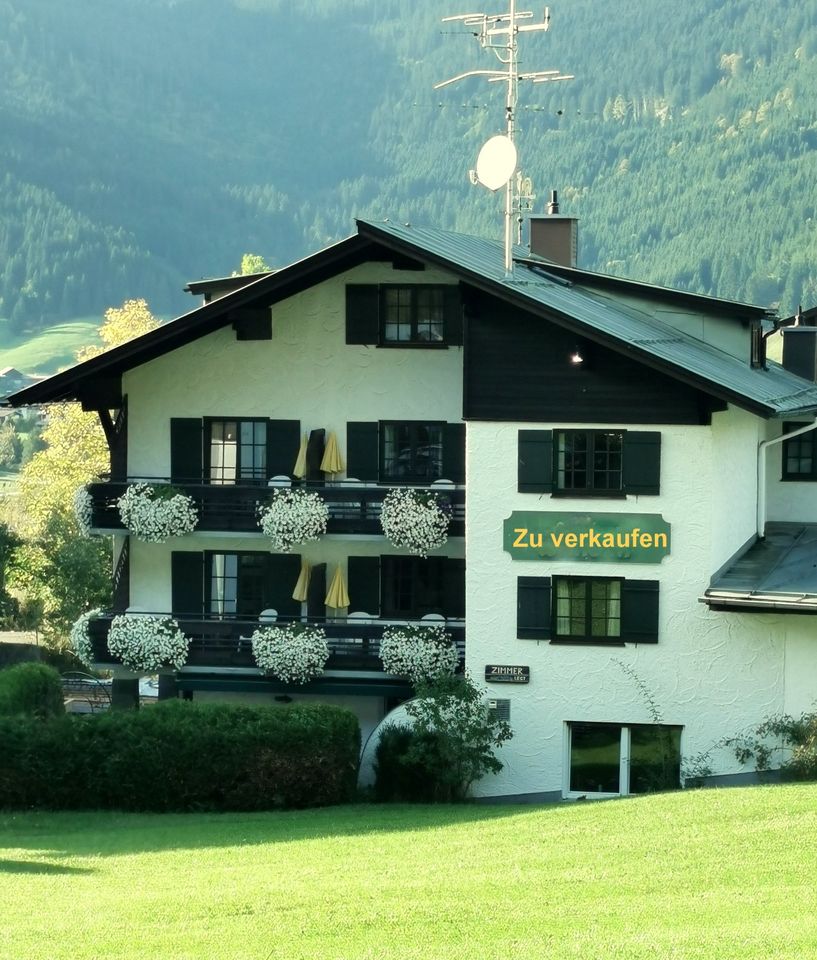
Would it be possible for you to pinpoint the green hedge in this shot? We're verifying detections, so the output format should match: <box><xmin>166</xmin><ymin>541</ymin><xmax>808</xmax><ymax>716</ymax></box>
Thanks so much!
<box><xmin>0</xmin><ymin>662</ymin><xmax>64</xmax><ymax>720</ymax></box>
<box><xmin>0</xmin><ymin>700</ymin><xmax>360</xmax><ymax>811</ymax></box>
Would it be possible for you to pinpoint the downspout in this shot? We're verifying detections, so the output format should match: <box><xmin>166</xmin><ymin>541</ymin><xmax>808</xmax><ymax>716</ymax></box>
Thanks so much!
<box><xmin>757</xmin><ymin>419</ymin><xmax>817</xmax><ymax>538</ymax></box>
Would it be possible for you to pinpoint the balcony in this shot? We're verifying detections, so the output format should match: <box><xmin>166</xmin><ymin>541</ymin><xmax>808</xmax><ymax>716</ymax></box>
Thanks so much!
<box><xmin>86</xmin><ymin>612</ymin><xmax>465</xmax><ymax>695</ymax></box>
<box><xmin>85</xmin><ymin>479</ymin><xmax>465</xmax><ymax>538</ymax></box>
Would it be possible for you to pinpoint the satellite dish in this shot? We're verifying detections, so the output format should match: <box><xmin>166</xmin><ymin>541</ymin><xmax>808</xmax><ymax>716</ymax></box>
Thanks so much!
<box><xmin>474</xmin><ymin>135</ymin><xmax>518</xmax><ymax>191</ymax></box>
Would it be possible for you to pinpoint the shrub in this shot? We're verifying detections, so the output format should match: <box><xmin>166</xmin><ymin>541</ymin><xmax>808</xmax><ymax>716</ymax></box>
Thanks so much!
<box><xmin>375</xmin><ymin>675</ymin><xmax>513</xmax><ymax>803</ymax></box>
<box><xmin>0</xmin><ymin>662</ymin><xmax>64</xmax><ymax>720</ymax></box>
<box><xmin>373</xmin><ymin>722</ymin><xmax>437</xmax><ymax>802</ymax></box>
<box><xmin>0</xmin><ymin>700</ymin><xmax>360</xmax><ymax>812</ymax></box>
<box><xmin>728</xmin><ymin>711</ymin><xmax>817</xmax><ymax>781</ymax></box>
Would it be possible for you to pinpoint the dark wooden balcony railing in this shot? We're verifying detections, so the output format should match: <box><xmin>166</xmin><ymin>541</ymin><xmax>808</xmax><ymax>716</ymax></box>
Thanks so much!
<box><xmin>85</xmin><ymin>479</ymin><xmax>465</xmax><ymax>537</ymax></box>
<box><xmin>87</xmin><ymin>613</ymin><xmax>465</xmax><ymax>674</ymax></box>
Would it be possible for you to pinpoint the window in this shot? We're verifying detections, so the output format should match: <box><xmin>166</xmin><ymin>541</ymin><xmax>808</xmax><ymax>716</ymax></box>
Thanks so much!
<box><xmin>207</xmin><ymin>553</ymin><xmax>268</xmax><ymax>617</ymax></box>
<box><xmin>345</xmin><ymin>284</ymin><xmax>462</xmax><ymax>347</ymax></box>
<box><xmin>516</xmin><ymin>576</ymin><xmax>659</xmax><ymax>644</ymax></box>
<box><xmin>567</xmin><ymin>722</ymin><xmax>682</xmax><ymax>796</ymax></box>
<box><xmin>556</xmin><ymin>430</ymin><xmax>623</xmax><ymax>493</ymax></box>
<box><xmin>381</xmin><ymin>422</ymin><xmax>444</xmax><ymax>483</ymax></box>
<box><xmin>346</xmin><ymin>421</ymin><xmax>465</xmax><ymax>486</ymax></box>
<box><xmin>206</xmin><ymin>419</ymin><xmax>267</xmax><ymax>484</ymax></box>
<box><xmin>554</xmin><ymin>577</ymin><xmax>621</xmax><ymax>642</ymax></box>
<box><xmin>382</xmin><ymin>286</ymin><xmax>445</xmax><ymax>343</ymax></box>
<box><xmin>380</xmin><ymin>556</ymin><xmax>464</xmax><ymax>619</ymax></box>
<box><xmin>782</xmin><ymin>422</ymin><xmax>817</xmax><ymax>480</ymax></box>
<box><xmin>518</xmin><ymin>429</ymin><xmax>661</xmax><ymax>496</ymax></box>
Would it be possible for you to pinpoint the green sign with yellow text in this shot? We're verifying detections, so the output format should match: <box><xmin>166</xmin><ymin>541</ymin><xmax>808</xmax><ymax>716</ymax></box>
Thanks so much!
<box><xmin>503</xmin><ymin>512</ymin><xmax>671</xmax><ymax>564</ymax></box>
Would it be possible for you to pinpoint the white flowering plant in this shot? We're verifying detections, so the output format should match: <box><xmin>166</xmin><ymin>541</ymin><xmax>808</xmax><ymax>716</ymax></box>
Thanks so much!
<box><xmin>379</xmin><ymin>488</ymin><xmax>451</xmax><ymax>557</ymax></box>
<box><xmin>70</xmin><ymin>608</ymin><xmax>105</xmax><ymax>668</ymax></box>
<box><xmin>117</xmin><ymin>482</ymin><xmax>198</xmax><ymax>542</ymax></box>
<box><xmin>256</xmin><ymin>488</ymin><xmax>329</xmax><ymax>552</ymax></box>
<box><xmin>251</xmin><ymin>622</ymin><xmax>329</xmax><ymax>684</ymax></box>
<box><xmin>379</xmin><ymin>623</ymin><xmax>459</xmax><ymax>686</ymax></box>
<box><xmin>106</xmin><ymin>613</ymin><xmax>190</xmax><ymax>672</ymax></box>
<box><xmin>73</xmin><ymin>486</ymin><xmax>95</xmax><ymax>538</ymax></box>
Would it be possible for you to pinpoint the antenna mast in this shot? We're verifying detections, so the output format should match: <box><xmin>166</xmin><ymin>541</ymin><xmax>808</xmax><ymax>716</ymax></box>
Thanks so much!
<box><xmin>435</xmin><ymin>4</ymin><xmax>572</xmax><ymax>275</ymax></box>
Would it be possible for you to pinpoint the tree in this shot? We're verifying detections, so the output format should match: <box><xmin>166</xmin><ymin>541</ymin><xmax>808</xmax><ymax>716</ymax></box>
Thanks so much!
<box><xmin>7</xmin><ymin>298</ymin><xmax>160</xmax><ymax>641</ymax></box>
<box><xmin>75</xmin><ymin>298</ymin><xmax>160</xmax><ymax>362</ymax></box>
<box><xmin>0</xmin><ymin>422</ymin><xmax>21</xmax><ymax>468</ymax></box>
<box><xmin>236</xmin><ymin>253</ymin><xmax>271</xmax><ymax>276</ymax></box>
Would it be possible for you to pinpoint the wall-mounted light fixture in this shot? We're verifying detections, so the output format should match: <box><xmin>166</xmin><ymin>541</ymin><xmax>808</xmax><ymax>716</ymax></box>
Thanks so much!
<box><xmin>569</xmin><ymin>348</ymin><xmax>584</xmax><ymax>366</ymax></box>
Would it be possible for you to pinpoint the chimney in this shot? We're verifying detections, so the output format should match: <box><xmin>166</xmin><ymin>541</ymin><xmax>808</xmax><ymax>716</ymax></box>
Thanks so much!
<box><xmin>782</xmin><ymin>308</ymin><xmax>817</xmax><ymax>382</ymax></box>
<box><xmin>528</xmin><ymin>190</ymin><xmax>579</xmax><ymax>267</ymax></box>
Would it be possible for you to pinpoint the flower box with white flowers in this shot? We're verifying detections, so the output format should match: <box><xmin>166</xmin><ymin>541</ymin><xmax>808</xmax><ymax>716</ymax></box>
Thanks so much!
<box><xmin>82</xmin><ymin>612</ymin><xmax>191</xmax><ymax>672</ymax></box>
<box><xmin>379</xmin><ymin>622</ymin><xmax>459</xmax><ymax>686</ymax></box>
<box><xmin>117</xmin><ymin>482</ymin><xmax>199</xmax><ymax>542</ymax></box>
<box><xmin>256</xmin><ymin>488</ymin><xmax>329</xmax><ymax>552</ymax></box>
<box><xmin>379</xmin><ymin>488</ymin><xmax>452</xmax><ymax>557</ymax></box>
<box><xmin>251</xmin><ymin>622</ymin><xmax>330</xmax><ymax>684</ymax></box>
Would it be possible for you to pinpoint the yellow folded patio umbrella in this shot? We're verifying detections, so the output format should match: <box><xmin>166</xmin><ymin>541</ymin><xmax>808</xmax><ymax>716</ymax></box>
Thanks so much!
<box><xmin>292</xmin><ymin>433</ymin><xmax>308</xmax><ymax>479</ymax></box>
<box><xmin>320</xmin><ymin>431</ymin><xmax>345</xmax><ymax>475</ymax></box>
<box><xmin>325</xmin><ymin>563</ymin><xmax>350</xmax><ymax>609</ymax></box>
<box><xmin>291</xmin><ymin>559</ymin><xmax>311</xmax><ymax>602</ymax></box>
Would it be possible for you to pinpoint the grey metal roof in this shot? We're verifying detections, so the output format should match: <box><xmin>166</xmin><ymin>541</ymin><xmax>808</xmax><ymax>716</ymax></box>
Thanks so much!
<box><xmin>704</xmin><ymin>523</ymin><xmax>817</xmax><ymax>612</ymax></box>
<box><xmin>9</xmin><ymin>217</ymin><xmax>817</xmax><ymax>418</ymax></box>
<box><xmin>357</xmin><ymin>220</ymin><xmax>817</xmax><ymax>418</ymax></box>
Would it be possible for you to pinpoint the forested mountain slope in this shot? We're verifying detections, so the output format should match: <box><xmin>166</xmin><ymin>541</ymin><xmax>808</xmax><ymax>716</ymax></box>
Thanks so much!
<box><xmin>2</xmin><ymin>0</ymin><xmax>816</xmax><ymax>333</ymax></box>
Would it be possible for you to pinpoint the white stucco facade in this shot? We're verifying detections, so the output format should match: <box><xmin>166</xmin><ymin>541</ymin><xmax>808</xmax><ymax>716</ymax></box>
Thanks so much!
<box><xmin>465</xmin><ymin>407</ymin><xmax>817</xmax><ymax>799</ymax></box>
<box><xmin>123</xmin><ymin>263</ymin><xmax>463</xmax><ymax>479</ymax></box>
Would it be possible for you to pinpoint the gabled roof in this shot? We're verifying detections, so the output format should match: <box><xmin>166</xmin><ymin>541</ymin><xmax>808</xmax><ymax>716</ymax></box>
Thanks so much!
<box><xmin>7</xmin><ymin>219</ymin><xmax>817</xmax><ymax>418</ymax></box>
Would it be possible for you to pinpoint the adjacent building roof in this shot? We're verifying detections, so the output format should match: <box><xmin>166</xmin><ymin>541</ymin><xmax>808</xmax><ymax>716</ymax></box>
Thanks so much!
<box><xmin>704</xmin><ymin>523</ymin><xmax>817</xmax><ymax>612</ymax></box>
<box><xmin>7</xmin><ymin>219</ymin><xmax>817</xmax><ymax>418</ymax></box>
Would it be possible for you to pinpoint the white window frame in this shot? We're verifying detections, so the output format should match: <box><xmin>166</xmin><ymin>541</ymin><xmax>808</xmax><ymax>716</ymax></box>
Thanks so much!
<box><xmin>562</xmin><ymin>721</ymin><xmax>683</xmax><ymax>800</ymax></box>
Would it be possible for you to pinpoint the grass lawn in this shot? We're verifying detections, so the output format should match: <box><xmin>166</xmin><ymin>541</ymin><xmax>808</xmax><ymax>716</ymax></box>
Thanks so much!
<box><xmin>0</xmin><ymin>318</ymin><xmax>100</xmax><ymax>375</ymax></box>
<box><xmin>1</xmin><ymin>785</ymin><xmax>816</xmax><ymax>960</ymax></box>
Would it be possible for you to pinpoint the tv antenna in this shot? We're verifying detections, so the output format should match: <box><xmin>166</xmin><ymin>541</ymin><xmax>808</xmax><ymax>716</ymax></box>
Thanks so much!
<box><xmin>435</xmin><ymin>3</ymin><xmax>573</xmax><ymax>275</ymax></box>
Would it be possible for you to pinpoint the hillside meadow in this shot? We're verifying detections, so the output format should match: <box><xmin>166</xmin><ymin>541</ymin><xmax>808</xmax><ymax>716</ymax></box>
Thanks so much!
<box><xmin>1</xmin><ymin>784</ymin><xmax>816</xmax><ymax>960</ymax></box>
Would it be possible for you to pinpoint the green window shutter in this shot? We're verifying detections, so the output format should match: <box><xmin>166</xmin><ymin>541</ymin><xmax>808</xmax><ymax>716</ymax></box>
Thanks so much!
<box><xmin>264</xmin><ymin>554</ymin><xmax>302</xmax><ymax>618</ymax></box>
<box><xmin>442</xmin><ymin>422</ymin><xmax>466</xmax><ymax>483</ymax></box>
<box><xmin>171</xmin><ymin>551</ymin><xmax>204</xmax><ymax>617</ymax></box>
<box><xmin>347</xmin><ymin>556</ymin><xmax>380</xmax><ymax>616</ymax></box>
<box><xmin>443</xmin><ymin>285</ymin><xmax>463</xmax><ymax>345</ymax></box>
<box><xmin>621</xmin><ymin>580</ymin><xmax>659</xmax><ymax>643</ymax></box>
<box><xmin>518</xmin><ymin>429</ymin><xmax>553</xmax><ymax>493</ymax></box>
<box><xmin>266</xmin><ymin>419</ymin><xmax>301</xmax><ymax>478</ymax></box>
<box><xmin>306</xmin><ymin>563</ymin><xmax>327</xmax><ymax>620</ymax></box>
<box><xmin>517</xmin><ymin>576</ymin><xmax>551</xmax><ymax>640</ymax></box>
<box><xmin>170</xmin><ymin>418</ymin><xmax>203</xmax><ymax>483</ymax></box>
<box><xmin>443</xmin><ymin>558</ymin><xmax>465</xmax><ymax>618</ymax></box>
<box><xmin>623</xmin><ymin>432</ymin><xmax>661</xmax><ymax>495</ymax></box>
<box><xmin>346</xmin><ymin>285</ymin><xmax>380</xmax><ymax>344</ymax></box>
<box><xmin>306</xmin><ymin>428</ymin><xmax>326</xmax><ymax>481</ymax></box>
<box><xmin>346</xmin><ymin>422</ymin><xmax>379</xmax><ymax>482</ymax></box>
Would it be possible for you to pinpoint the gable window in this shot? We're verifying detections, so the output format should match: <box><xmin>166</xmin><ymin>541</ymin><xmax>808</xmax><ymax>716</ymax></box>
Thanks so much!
<box><xmin>782</xmin><ymin>422</ymin><xmax>817</xmax><ymax>480</ymax></box>
<box><xmin>207</xmin><ymin>419</ymin><xmax>267</xmax><ymax>484</ymax></box>
<box><xmin>517</xmin><ymin>576</ymin><xmax>659</xmax><ymax>644</ymax></box>
<box><xmin>567</xmin><ymin>722</ymin><xmax>682</xmax><ymax>796</ymax></box>
<box><xmin>518</xmin><ymin>429</ymin><xmax>661</xmax><ymax>496</ymax></box>
<box><xmin>381</xmin><ymin>422</ymin><xmax>443</xmax><ymax>482</ymax></box>
<box><xmin>345</xmin><ymin>284</ymin><xmax>462</xmax><ymax>347</ymax></box>
<box><xmin>383</xmin><ymin>286</ymin><xmax>444</xmax><ymax>343</ymax></box>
